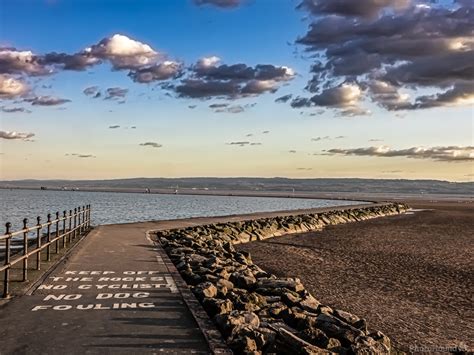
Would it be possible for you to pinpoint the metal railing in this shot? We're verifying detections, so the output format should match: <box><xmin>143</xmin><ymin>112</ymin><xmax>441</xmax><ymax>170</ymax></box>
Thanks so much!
<box><xmin>1</xmin><ymin>205</ymin><xmax>91</xmax><ymax>298</ymax></box>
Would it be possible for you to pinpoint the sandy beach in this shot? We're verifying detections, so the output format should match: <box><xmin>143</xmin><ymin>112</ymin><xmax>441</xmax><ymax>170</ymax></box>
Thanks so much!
<box><xmin>237</xmin><ymin>200</ymin><xmax>474</xmax><ymax>352</ymax></box>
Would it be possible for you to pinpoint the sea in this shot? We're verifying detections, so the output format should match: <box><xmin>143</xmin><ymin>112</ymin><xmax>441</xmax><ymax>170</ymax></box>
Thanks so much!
<box><xmin>0</xmin><ymin>189</ymin><xmax>363</xmax><ymax>230</ymax></box>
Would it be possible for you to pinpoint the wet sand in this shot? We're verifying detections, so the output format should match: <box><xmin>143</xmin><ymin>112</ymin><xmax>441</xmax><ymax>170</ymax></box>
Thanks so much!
<box><xmin>237</xmin><ymin>200</ymin><xmax>473</xmax><ymax>352</ymax></box>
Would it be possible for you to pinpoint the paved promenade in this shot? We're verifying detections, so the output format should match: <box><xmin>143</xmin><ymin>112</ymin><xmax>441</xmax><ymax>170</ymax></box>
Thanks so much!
<box><xmin>0</xmin><ymin>221</ymin><xmax>215</xmax><ymax>354</ymax></box>
<box><xmin>0</xmin><ymin>204</ymin><xmax>373</xmax><ymax>354</ymax></box>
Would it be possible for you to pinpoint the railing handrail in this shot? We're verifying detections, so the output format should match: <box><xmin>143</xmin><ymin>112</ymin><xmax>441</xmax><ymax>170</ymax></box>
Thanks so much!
<box><xmin>1</xmin><ymin>209</ymin><xmax>86</xmax><ymax>240</ymax></box>
<box><xmin>1</xmin><ymin>205</ymin><xmax>92</xmax><ymax>298</ymax></box>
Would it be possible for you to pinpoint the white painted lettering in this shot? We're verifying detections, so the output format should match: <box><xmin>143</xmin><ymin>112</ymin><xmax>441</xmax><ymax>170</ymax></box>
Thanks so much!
<box><xmin>53</xmin><ymin>305</ymin><xmax>72</xmax><ymax>311</ymax></box>
<box><xmin>31</xmin><ymin>305</ymin><xmax>52</xmax><ymax>311</ymax></box>
<box><xmin>38</xmin><ymin>284</ymin><xmax>67</xmax><ymax>290</ymax></box>
<box><xmin>77</xmin><ymin>304</ymin><xmax>94</xmax><ymax>310</ymax></box>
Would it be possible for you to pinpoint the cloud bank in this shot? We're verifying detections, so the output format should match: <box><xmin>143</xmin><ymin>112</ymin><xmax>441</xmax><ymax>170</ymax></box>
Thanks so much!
<box><xmin>324</xmin><ymin>145</ymin><xmax>474</xmax><ymax>162</ymax></box>
<box><xmin>296</xmin><ymin>0</ymin><xmax>474</xmax><ymax>114</ymax></box>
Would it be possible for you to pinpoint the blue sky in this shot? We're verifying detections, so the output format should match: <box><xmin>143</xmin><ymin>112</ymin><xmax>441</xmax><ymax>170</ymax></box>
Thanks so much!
<box><xmin>0</xmin><ymin>0</ymin><xmax>473</xmax><ymax>181</ymax></box>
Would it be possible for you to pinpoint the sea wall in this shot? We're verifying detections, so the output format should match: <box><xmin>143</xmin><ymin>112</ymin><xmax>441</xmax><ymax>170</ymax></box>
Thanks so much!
<box><xmin>155</xmin><ymin>202</ymin><xmax>409</xmax><ymax>354</ymax></box>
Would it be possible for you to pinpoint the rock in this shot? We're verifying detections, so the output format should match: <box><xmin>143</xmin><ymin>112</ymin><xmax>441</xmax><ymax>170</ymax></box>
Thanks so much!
<box><xmin>268</xmin><ymin>302</ymin><xmax>287</xmax><ymax>318</ymax></box>
<box><xmin>298</xmin><ymin>328</ymin><xmax>330</xmax><ymax>348</ymax></box>
<box><xmin>230</xmin><ymin>272</ymin><xmax>257</xmax><ymax>289</ymax></box>
<box><xmin>299</xmin><ymin>294</ymin><xmax>321</xmax><ymax>313</ymax></box>
<box><xmin>351</xmin><ymin>335</ymin><xmax>390</xmax><ymax>354</ymax></box>
<box><xmin>193</xmin><ymin>282</ymin><xmax>217</xmax><ymax>300</ymax></box>
<box><xmin>215</xmin><ymin>311</ymin><xmax>260</xmax><ymax>337</ymax></box>
<box><xmin>202</xmin><ymin>298</ymin><xmax>233</xmax><ymax>317</ymax></box>
<box><xmin>274</xmin><ymin>327</ymin><xmax>330</xmax><ymax>354</ymax></box>
<box><xmin>315</xmin><ymin>314</ymin><xmax>363</xmax><ymax>345</ymax></box>
<box><xmin>256</xmin><ymin>278</ymin><xmax>305</xmax><ymax>293</ymax></box>
<box><xmin>258</xmin><ymin>326</ymin><xmax>277</xmax><ymax>349</ymax></box>
<box><xmin>229</xmin><ymin>334</ymin><xmax>258</xmax><ymax>353</ymax></box>
<box><xmin>334</xmin><ymin>309</ymin><xmax>360</xmax><ymax>325</ymax></box>
<box><xmin>368</xmin><ymin>330</ymin><xmax>391</xmax><ymax>349</ymax></box>
<box><xmin>264</xmin><ymin>296</ymin><xmax>281</xmax><ymax>303</ymax></box>
<box><xmin>282</xmin><ymin>291</ymin><xmax>302</xmax><ymax>307</ymax></box>
<box><xmin>217</xmin><ymin>278</ymin><xmax>234</xmax><ymax>290</ymax></box>
<box><xmin>318</xmin><ymin>305</ymin><xmax>333</xmax><ymax>315</ymax></box>
<box><xmin>327</xmin><ymin>337</ymin><xmax>342</xmax><ymax>350</ymax></box>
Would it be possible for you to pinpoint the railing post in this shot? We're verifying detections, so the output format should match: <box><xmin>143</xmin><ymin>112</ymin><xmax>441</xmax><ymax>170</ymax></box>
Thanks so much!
<box><xmin>74</xmin><ymin>208</ymin><xmax>77</xmax><ymax>240</ymax></box>
<box><xmin>46</xmin><ymin>214</ymin><xmax>51</xmax><ymax>261</ymax></box>
<box><xmin>79</xmin><ymin>206</ymin><xmax>83</xmax><ymax>234</ymax></box>
<box><xmin>36</xmin><ymin>216</ymin><xmax>41</xmax><ymax>270</ymax></box>
<box><xmin>55</xmin><ymin>212</ymin><xmax>59</xmax><ymax>253</ymax></box>
<box><xmin>68</xmin><ymin>210</ymin><xmax>72</xmax><ymax>242</ymax></box>
<box><xmin>88</xmin><ymin>205</ymin><xmax>91</xmax><ymax>228</ymax></box>
<box><xmin>22</xmin><ymin>218</ymin><xmax>28</xmax><ymax>282</ymax></box>
<box><xmin>62</xmin><ymin>211</ymin><xmax>67</xmax><ymax>248</ymax></box>
<box><xmin>3</xmin><ymin>222</ymin><xmax>12</xmax><ymax>298</ymax></box>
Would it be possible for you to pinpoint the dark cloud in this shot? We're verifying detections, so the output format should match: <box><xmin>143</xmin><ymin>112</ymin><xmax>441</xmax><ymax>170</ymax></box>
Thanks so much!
<box><xmin>290</xmin><ymin>97</ymin><xmax>312</xmax><ymax>108</ymax></box>
<box><xmin>105</xmin><ymin>87</ymin><xmax>128</xmax><ymax>100</ymax></box>
<box><xmin>188</xmin><ymin>105</ymin><xmax>197</xmax><ymax>109</ymax></box>
<box><xmin>291</xmin><ymin>83</ymin><xmax>370</xmax><ymax>116</ymax></box>
<box><xmin>288</xmin><ymin>150</ymin><xmax>297</xmax><ymax>153</ymax></box>
<box><xmin>0</xmin><ymin>48</ymin><xmax>50</xmax><ymax>76</ymax></box>
<box><xmin>83</xmin><ymin>86</ymin><xmax>100</xmax><ymax>97</ymax></box>
<box><xmin>324</xmin><ymin>145</ymin><xmax>474</xmax><ymax>162</ymax></box>
<box><xmin>128</xmin><ymin>61</ymin><xmax>183</xmax><ymax>83</ymax></box>
<box><xmin>275</xmin><ymin>94</ymin><xmax>293</xmax><ymax>103</ymax></box>
<box><xmin>297</xmin><ymin>167</ymin><xmax>313</xmax><ymax>171</ymax></box>
<box><xmin>1</xmin><ymin>106</ymin><xmax>31</xmax><ymax>113</ymax></box>
<box><xmin>227</xmin><ymin>141</ymin><xmax>250</xmax><ymax>146</ymax></box>
<box><xmin>172</xmin><ymin>57</ymin><xmax>295</xmax><ymax>99</ymax></box>
<box><xmin>209</xmin><ymin>103</ymin><xmax>228</xmax><ymax>109</ymax></box>
<box><xmin>193</xmin><ymin>0</ymin><xmax>242</xmax><ymax>8</ymax></box>
<box><xmin>250</xmin><ymin>142</ymin><xmax>262</xmax><ymax>145</ymax></box>
<box><xmin>77</xmin><ymin>154</ymin><xmax>95</xmax><ymax>158</ymax></box>
<box><xmin>139</xmin><ymin>142</ymin><xmax>162</xmax><ymax>148</ymax></box>
<box><xmin>297</xmin><ymin>1</ymin><xmax>474</xmax><ymax>113</ymax></box>
<box><xmin>27</xmin><ymin>95</ymin><xmax>71</xmax><ymax>106</ymax></box>
<box><xmin>311</xmin><ymin>136</ymin><xmax>330</xmax><ymax>141</ymax></box>
<box><xmin>0</xmin><ymin>130</ymin><xmax>35</xmax><ymax>140</ymax></box>
<box><xmin>109</xmin><ymin>125</ymin><xmax>120</xmax><ymax>129</ymax></box>
<box><xmin>40</xmin><ymin>52</ymin><xmax>100</xmax><ymax>71</ymax></box>
<box><xmin>411</xmin><ymin>82</ymin><xmax>474</xmax><ymax>109</ymax></box>
<box><xmin>175</xmin><ymin>79</ymin><xmax>239</xmax><ymax>99</ymax></box>
<box><xmin>262</xmin><ymin>130</ymin><xmax>270</xmax><ymax>134</ymax></box>
<box><xmin>298</xmin><ymin>0</ymin><xmax>409</xmax><ymax>18</ymax></box>
<box><xmin>214</xmin><ymin>104</ymin><xmax>245</xmax><ymax>113</ymax></box>
<box><xmin>67</xmin><ymin>153</ymin><xmax>96</xmax><ymax>158</ymax></box>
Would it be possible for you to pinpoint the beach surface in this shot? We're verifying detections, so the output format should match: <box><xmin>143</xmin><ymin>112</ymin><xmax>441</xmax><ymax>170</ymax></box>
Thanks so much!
<box><xmin>237</xmin><ymin>200</ymin><xmax>473</xmax><ymax>352</ymax></box>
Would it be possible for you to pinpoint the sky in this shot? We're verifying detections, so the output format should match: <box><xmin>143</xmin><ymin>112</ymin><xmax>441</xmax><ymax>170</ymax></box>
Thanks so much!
<box><xmin>0</xmin><ymin>0</ymin><xmax>473</xmax><ymax>181</ymax></box>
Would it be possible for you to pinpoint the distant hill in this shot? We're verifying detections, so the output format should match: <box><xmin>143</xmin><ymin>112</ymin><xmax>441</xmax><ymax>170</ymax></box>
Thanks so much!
<box><xmin>1</xmin><ymin>177</ymin><xmax>473</xmax><ymax>195</ymax></box>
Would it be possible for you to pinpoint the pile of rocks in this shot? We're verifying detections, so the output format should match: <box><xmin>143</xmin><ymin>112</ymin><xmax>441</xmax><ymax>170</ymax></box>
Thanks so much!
<box><xmin>156</xmin><ymin>203</ymin><xmax>408</xmax><ymax>354</ymax></box>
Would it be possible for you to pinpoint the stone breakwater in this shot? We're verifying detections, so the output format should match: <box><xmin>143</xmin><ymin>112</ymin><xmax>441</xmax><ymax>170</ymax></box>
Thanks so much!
<box><xmin>155</xmin><ymin>202</ymin><xmax>409</xmax><ymax>354</ymax></box>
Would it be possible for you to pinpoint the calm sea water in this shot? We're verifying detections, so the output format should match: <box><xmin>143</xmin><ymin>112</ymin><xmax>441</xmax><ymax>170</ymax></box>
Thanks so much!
<box><xmin>0</xmin><ymin>189</ymin><xmax>363</xmax><ymax>230</ymax></box>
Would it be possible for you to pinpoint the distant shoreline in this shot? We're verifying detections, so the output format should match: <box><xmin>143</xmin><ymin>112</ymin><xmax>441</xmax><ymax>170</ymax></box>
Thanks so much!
<box><xmin>1</xmin><ymin>185</ymin><xmax>472</xmax><ymax>203</ymax></box>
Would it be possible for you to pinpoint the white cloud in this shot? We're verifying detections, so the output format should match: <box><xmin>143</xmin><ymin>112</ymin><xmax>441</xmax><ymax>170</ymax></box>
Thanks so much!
<box><xmin>0</xmin><ymin>75</ymin><xmax>29</xmax><ymax>98</ymax></box>
<box><xmin>88</xmin><ymin>34</ymin><xmax>159</xmax><ymax>70</ymax></box>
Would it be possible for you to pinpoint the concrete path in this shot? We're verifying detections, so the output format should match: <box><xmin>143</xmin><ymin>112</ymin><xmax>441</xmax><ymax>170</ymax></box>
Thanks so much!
<box><xmin>0</xmin><ymin>222</ymin><xmax>214</xmax><ymax>354</ymax></box>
